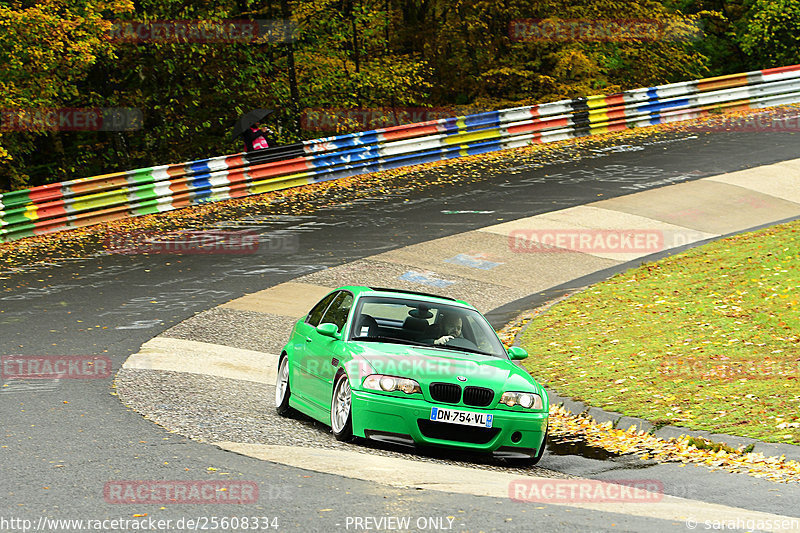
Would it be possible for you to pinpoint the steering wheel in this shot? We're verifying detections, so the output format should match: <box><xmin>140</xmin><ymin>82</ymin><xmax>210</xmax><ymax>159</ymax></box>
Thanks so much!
<box><xmin>445</xmin><ymin>337</ymin><xmax>478</xmax><ymax>350</ymax></box>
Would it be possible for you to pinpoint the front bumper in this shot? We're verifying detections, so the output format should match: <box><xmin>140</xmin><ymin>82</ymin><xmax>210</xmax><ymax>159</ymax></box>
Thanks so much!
<box><xmin>351</xmin><ymin>389</ymin><xmax>548</xmax><ymax>455</ymax></box>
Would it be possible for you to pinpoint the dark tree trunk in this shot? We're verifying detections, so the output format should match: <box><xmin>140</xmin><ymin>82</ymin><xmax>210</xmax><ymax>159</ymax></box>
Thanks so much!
<box><xmin>280</xmin><ymin>0</ymin><xmax>301</xmax><ymax>137</ymax></box>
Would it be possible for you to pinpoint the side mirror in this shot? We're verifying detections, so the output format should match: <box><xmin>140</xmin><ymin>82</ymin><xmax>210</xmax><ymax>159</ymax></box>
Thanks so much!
<box><xmin>317</xmin><ymin>322</ymin><xmax>340</xmax><ymax>339</ymax></box>
<box><xmin>507</xmin><ymin>346</ymin><xmax>528</xmax><ymax>360</ymax></box>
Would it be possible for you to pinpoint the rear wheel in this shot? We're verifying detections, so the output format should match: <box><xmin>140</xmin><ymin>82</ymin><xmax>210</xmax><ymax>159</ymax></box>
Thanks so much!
<box><xmin>331</xmin><ymin>372</ymin><xmax>353</xmax><ymax>441</ymax></box>
<box><xmin>275</xmin><ymin>356</ymin><xmax>293</xmax><ymax>417</ymax></box>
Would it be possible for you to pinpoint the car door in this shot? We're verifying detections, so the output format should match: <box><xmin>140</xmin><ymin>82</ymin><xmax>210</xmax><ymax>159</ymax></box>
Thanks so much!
<box><xmin>304</xmin><ymin>290</ymin><xmax>354</xmax><ymax>409</ymax></box>
<box><xmin>292</xmin><ymin>290</ymin><xmax>339</xmax><ymax>403</ymax></box>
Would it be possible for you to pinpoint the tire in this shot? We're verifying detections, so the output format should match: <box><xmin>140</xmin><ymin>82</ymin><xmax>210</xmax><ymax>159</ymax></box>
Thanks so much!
<box><xmin>275</xmin><ymin>355</ymin><xmax>294</xmax><ymax>417</ymax></box>
<box><xmin>507</xmin><ymin>428</ymin><xmax>547</xmax><ymax>467</ymax></box>
<box><xmin>529</xmin><ymin>428</ymin><xmax>548</xmax><ymax>466</ymax></box>
<box><xmin>330</xmin><ymin>372</ymin><xmax>353</xmax><ymax>441</ymax></box>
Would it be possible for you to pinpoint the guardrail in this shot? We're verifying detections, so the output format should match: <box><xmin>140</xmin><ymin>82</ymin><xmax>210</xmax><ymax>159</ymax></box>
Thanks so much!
<box><xmin>2</xmin><ymin>63</ymin><xmax>800</xmax><ymax>243</ymax></box>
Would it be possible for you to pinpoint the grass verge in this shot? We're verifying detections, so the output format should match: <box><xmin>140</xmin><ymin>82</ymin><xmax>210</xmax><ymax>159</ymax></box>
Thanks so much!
<box><xmin>518</xmin><ymin>218</ymin><xmax>800</xmax><ymax>445</ymax></box>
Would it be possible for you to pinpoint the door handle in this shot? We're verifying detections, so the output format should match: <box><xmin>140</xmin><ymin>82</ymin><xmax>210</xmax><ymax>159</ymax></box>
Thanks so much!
<box><xmin>305</xmin><ymin>337</ymin><xmax>312</xmax><ymax>342</ymax></box>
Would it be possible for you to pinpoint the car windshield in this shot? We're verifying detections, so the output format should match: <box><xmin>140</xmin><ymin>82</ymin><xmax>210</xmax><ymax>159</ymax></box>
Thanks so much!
<box><xmin>349</xmin><ymin>296</ymin><xmax>508</xmax><ymax>358</ymax></box>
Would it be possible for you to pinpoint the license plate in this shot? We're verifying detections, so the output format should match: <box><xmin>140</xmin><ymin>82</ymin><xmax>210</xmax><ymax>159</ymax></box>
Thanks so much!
<box><xmin>430</xmin><ymin>406</ymin><xmax>493</xmax><ymax>428</ymax></box>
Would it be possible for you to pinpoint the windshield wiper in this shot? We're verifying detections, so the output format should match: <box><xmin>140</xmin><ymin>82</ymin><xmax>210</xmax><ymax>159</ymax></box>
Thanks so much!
<box><xmin>352</xmin><ymin>336</ymin><xmax>429</xmax><ymax>347</ymax></box>
<box><xmin>429</xmin><ymin>344</ymin><xmax>497</xmax><ymax>357</ymax></box>
<box><xmin>353</xmin><ymin>336</ymin><xmax>499</xmax><ymax>356</ymax></box>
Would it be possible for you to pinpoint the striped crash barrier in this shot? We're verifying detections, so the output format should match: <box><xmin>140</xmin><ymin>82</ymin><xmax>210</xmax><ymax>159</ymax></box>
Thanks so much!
<box><xmin>2</xmin><ymin>63</ymin><xmax>800</xmax><ymax>243</ymax></box>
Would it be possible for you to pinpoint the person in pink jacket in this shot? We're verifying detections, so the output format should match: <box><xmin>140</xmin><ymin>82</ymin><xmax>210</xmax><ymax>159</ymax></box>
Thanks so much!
<box><xmin>241</xmin><ymin>122</ymin><xmax>275</xmax><ymax>152</ymax></box>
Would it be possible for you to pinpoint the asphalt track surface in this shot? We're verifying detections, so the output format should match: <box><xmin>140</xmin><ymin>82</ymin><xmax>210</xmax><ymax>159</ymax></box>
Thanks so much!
<box><xmin>2</xmin><ymin>125</ymin><xmax>800</xmax><ymax>532</ymax></box>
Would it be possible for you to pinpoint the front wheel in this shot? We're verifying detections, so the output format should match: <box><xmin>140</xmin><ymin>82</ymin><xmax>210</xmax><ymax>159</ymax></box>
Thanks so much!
<box><xmin>529</xmin><ymin>428</ymin><xmax>548</xmax><ymax>465</ymax></box>
<box><xmin>331</xmin><ymin>372</ymin><xmax>353</xmax><ymax>441</ymax></box>
<box><xmin>275</xmin><ymin>356</ymin><xmax>293</xmax><ymax>417</ymax></box>
<box><xmin>506</xmin><ymin>428</ymin><xmax>547</xmax><ymax>467</ymax></box>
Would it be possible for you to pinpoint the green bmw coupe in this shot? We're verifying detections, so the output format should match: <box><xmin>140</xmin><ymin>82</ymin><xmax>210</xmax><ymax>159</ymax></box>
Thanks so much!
<box><xmin>276</xmin><ymin>286</ymin><xmax>549</xmax><ymax>464</ymax></box>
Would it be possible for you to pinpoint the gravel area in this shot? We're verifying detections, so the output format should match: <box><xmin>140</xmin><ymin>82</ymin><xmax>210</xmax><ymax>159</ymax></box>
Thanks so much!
<box><xmin>294</xmin><ymin>259</ymin><xmax>527</xmax><ymax>313</ymax></box>
<box><xmin>119</xmin><ymin>258</ymin><xmax>565</xmax><ymax>478</ymax></box>
<box><xmin>160</xmin><ymin>307</ymin><xmax>296</xmax><ymax>354</ymax></box>
<box><xmin>114</xmin><ymin>367</ymin><xmax>571</xmax><ymax>479</ymax></box>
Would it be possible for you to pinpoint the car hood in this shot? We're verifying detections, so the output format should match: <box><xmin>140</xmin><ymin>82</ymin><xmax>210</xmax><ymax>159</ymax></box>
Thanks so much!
<box><xmin>347</xmin><ymin>342</ymin><xmax>539</xmax><ymax>391</ymax></box>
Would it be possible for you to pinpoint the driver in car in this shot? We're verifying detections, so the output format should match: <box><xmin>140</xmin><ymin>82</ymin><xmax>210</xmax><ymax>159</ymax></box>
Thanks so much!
<box><xmin>434</xmin><ymin>314</ymin><xmax>463</xmax><ymax>345</ymax></box>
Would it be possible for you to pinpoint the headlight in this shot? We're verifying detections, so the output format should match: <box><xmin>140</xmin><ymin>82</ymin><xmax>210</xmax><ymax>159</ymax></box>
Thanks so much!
<box><xmin>500</xmin><ymin>391</ymin><xmax>543</xmax><ymax>410</ymax></box>
<box><xmin>363</xmin><ymin>374</ymin><xmax>422</xmax><ymax>395</ymax></box>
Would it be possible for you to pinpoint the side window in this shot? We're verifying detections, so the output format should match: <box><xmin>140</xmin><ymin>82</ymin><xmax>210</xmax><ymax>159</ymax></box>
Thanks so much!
<box><xmin>320</xmin><ymin>292</ymin><xmax>354</xmax><ymax>332</ymax></box>
<box><xmin>307</xmin><ymin>291</ymin><xmax>339</xmax><ymax>327</ymax></box>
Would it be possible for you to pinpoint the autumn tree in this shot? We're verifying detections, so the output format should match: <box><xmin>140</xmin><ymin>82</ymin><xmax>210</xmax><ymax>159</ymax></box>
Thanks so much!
<box><xmin>85</xmin><ymin>0</ymin><xmax>296</xmax><ymax>167</ymax></box>
<box><xmin>0</xmin><ymin>0</ymin><xmax>133</xmax><ymax>190</ymax></box>
<box><xmin>738</xmin><ymin>0</ymin><xmax>800</xmax><ymax>69</ymax></box>
<box><xmin>292</xmin><ymin>0</ymin><xmax>431</xmax><ymax>112</ymax></box>
<box><xmin>392</xmin><ymin>0</ymin><xmax>708</xmax><ymax>107</ymax></box>
<box><xmin>4</xmin><ymin>0</ymin><xmax>793</xmax><ymax>191</ymax></box>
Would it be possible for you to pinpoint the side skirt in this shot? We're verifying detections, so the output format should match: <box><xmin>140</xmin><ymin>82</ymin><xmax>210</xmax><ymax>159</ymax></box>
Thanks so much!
<box><xmin>289</xmin><ymin>394</ymin><xmax>331</xmax><ymax>426</ymax></box>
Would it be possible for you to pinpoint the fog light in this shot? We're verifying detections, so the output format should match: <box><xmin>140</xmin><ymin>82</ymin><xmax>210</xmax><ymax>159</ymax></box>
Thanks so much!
<box><xmin>511</xmin><ymin>431</ymin><xmax>522</xmax><ymax>443</ymax></box>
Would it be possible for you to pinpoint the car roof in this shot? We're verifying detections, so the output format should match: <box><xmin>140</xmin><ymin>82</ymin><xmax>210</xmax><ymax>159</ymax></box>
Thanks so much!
<box><xmin>337</xmin><ymin>285</ymin><xmax>471</xmax><ymax>308</ymax></box>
